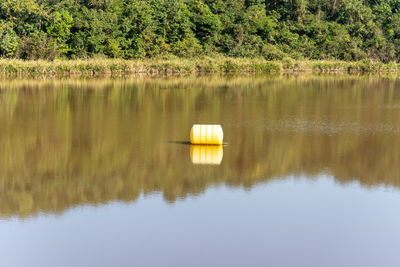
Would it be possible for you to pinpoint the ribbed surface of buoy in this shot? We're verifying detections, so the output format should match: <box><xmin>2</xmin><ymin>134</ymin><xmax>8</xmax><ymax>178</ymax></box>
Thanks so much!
<box><xmin>190</xmin><ymin>124</ymin><xmax>223</xmax><ymax>145</ymax></box>
<box><xmin>190</xmin><ymin>145</ymin><xmax>223</xmax><ymax>165</ymax></box>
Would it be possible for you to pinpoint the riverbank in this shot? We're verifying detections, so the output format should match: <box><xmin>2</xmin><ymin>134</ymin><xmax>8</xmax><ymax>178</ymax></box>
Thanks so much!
<box><xmin>0</xmin><ymin>57</ymin><xmax>399</xmax><ymax>77</ymax></box>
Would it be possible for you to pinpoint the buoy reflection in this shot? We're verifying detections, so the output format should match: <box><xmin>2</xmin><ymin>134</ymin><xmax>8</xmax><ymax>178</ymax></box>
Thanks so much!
<box><xmin>190</xmin><ymin>145</ymin><xmax>223</xmax><ymax>165</ymax></box>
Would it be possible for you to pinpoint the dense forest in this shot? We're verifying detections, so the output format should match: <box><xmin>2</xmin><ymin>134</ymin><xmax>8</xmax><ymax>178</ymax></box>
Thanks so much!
<box><xmin>1</xmin><ymin>0</ymin><xmax>400</xmax><ymax>62</ymax></box>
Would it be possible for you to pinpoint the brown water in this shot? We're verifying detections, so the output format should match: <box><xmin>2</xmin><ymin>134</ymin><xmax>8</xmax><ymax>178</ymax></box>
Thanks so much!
<box><xmin>1</xmin><ymin>75</ymin><xmax>400</xmax><ymax>266</ymax></box>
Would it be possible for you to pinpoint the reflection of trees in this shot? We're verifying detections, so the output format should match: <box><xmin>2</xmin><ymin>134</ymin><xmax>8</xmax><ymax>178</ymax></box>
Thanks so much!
<box><xmin>1</xmin><ymin>75</ymin><xmax>400</xmax><ymax>218</ymax></box>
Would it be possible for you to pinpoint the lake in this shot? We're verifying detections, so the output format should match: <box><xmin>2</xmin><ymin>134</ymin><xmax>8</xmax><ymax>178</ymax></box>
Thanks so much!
<box><xmin>1</xmin><ymin>75</ymin><xmax>400</xmax><ymax>266</ymax></box>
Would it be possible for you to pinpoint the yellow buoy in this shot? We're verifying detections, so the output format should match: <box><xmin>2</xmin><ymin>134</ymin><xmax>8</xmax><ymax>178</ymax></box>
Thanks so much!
<box><xmin>190</xmin><ymin>124</ymin><xmax>223</xmax><ymax>145</ymax></box>
<box><xmin>190</xmin><ymin>145</ymin><xmax>223</xmax><ymax>165</ymax></box>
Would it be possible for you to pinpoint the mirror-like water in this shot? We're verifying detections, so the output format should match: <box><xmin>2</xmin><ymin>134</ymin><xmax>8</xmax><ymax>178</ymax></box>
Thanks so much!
<box><xmin>1</xmin><ymin>75</ymin><xmax>400</xmax><ymax>266</ymax></box>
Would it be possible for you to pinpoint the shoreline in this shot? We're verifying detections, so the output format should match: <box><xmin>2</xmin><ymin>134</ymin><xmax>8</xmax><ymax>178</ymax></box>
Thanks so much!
<box><xmin>1</xmin><ymin>57</ymin><xmax>399</xmax><ymax>77</ymax></box>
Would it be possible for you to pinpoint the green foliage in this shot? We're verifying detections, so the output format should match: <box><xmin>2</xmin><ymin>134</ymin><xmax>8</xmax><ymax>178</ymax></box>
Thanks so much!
<box><xmin>0</xmin><ymin>30</ymin><xmax>18</xmax><ymax>57</ymax></box>
<box><xmin>1</xmin><ymin>0</ymin><xmax>400</xmax><ymax>61</ymax></box>
<box><xmin>0</xmin><ymin>22</ymin><xmax>19</xmax><ymax>57</ymax></box>
<box><xmin>170</xmin><ymin>35</ymin><xmax>203</xmax><ymax>57</ymax></box>
<box><xmin>46</xmin><ymin>10</ymin><xmax>73</xmax><ymax>56</ymax></box>
<box><xmin>17</xmin><ymin>32</ymin><xmax>59</xmax><ymax>60</ymax></box>
<box><xmin>261</xmin><ymin>44</ymin><xmax>286</xmax><ymax>60</ymax></box>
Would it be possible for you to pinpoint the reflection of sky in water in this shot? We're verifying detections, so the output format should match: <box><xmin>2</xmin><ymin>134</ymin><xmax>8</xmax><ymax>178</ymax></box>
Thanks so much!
<box><xmin>1</xmin><ymin>175</ymin><xmax>399</xmax><ymax>267</ymax></box>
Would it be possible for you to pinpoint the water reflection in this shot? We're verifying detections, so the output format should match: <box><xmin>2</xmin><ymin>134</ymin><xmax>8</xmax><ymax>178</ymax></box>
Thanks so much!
<box><xmin>1</xmin><ymin>75</ymin><xmax>400</xmax><ymax>218</ymax></box>
<box><xmin>190</xmin><ymin>145</ymin><xmax>223</xmax><ymax>165</ymax></box>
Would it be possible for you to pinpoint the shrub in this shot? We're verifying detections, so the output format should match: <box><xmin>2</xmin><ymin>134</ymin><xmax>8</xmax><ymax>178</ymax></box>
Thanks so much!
<box><xmin>282</xmin><ymin>57</ymin><xmax>295</xmax><ymax>69</ymax></box>
<box><xmin>0</xmin><ymin>30</ymin><xmax>19</xmax><ymax>57</ymax></box>
<box><xmin>261</xmin><ymin>44</ymin><xmax>286</xmax><ymax>60</ymax></box>
<box><xmin>17</xmin><ymin>33</ymin><xmax>59</xmax><ymax>60</ymax></box>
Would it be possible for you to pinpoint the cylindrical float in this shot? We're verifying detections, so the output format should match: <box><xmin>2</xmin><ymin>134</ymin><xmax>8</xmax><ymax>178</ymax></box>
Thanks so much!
<box><xmin>190</xmin><ymin>124</ymin><xmax>223</xmax><ymax>145</ymax></box>
<box><xmin>190</xmin><ymin>145</ymin><xmax>223</xmax><ymax>165</ymax></box>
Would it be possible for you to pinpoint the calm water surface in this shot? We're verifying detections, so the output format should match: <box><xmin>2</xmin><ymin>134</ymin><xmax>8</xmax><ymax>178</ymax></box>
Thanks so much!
<box><xmin>1</xmin><ymin>75</ymin><xmax>400</xmax><ymax>266</ymax></box>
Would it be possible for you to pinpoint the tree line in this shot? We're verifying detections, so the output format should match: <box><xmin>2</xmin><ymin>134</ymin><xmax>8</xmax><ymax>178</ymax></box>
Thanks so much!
<box><xmin>1</xmin><ymin>0</ymin><xmax>400</xmax><ymax>62</ymax></box>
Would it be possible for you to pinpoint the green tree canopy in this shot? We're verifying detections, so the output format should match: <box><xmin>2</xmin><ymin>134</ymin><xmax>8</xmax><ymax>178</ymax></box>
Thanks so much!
<box><xmin>1</xmin><ymin>0</ymin><xmax>400</xmax><ymax>61</ymax></box>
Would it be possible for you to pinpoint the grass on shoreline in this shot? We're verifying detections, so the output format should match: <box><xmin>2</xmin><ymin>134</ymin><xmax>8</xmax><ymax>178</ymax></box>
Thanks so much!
<box><xmin>0</xmin><ymin>57</ymin><xmax>399</xmax><ymax>76</ymax></box>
